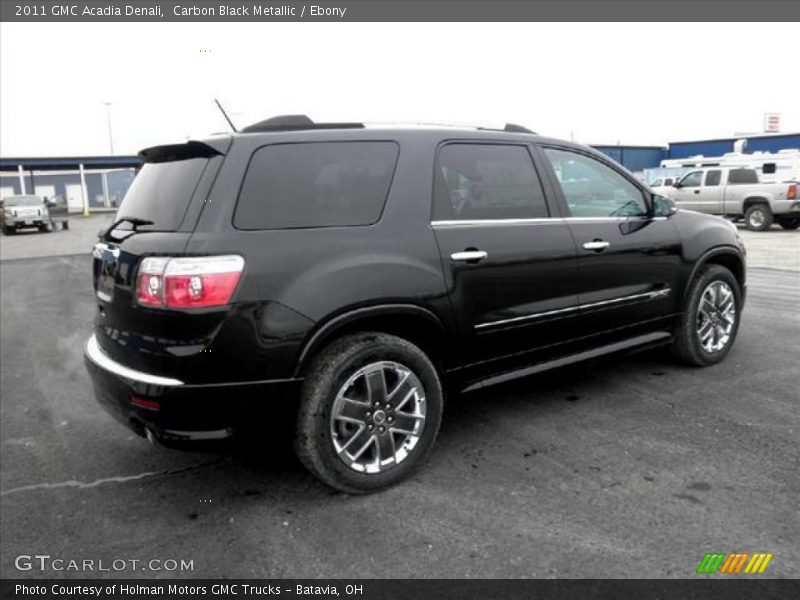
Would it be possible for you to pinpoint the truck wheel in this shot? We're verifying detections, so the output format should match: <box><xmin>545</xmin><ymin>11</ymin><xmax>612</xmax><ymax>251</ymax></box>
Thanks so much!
<box><xmin>38</xmin><ymin>221</ymin><xmax>53</xmax><ymax>233</ymax></box>
<box><xmin>777</xmin><ymin>217</ymin><xmax>800</xmax><ymax>230</ymax></box>
<box><xmin>295</xmin><ymin>332</ymin><xmax>443</xmax><ymax>494</ymax></box>
<box><xmin>744</xmin><ymin>204</ymin><xmax>773</xmax><ymax>231</ymax></box>
<box><xmin>671</xmin><ymin>264</ymin><xmax>742</xmax><ymax>367</ymax></box>
<box><xmin>2</xmin><ymin>225</ymin><xmax>15</xmax><ymax>235</ymax></box>
<box><xmin>62</xmin><ymin>220</ymin><xmax>70</xmax><ymax>231</ymax></box>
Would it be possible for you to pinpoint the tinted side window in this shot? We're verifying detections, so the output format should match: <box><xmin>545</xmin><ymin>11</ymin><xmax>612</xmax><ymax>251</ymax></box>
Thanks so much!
<box><xmin>728</xmin><ymin>168</ymin><xmax>759</xmax><ymax>184</ymax></box>
<box><xmin>543</xmin><ymin>148</ymin><xmax>647</xmax><ymax>217</ymax></box>
<box><xmin>434</xmin><ymin>144</ymin><xmax>548</xmax><ymax>220</ymax></box>
<box><xmin>235</xmin><ymin>142</ymin><xmax>399</xmax><ymax>230</ymax></box>
<box><xmin>680</xmin><ymin>171</ymin><xmax>703</xmax><ymax>187</ymax></box>
<box><xmin>705</xmin><ymin>170</ymin><xmax>722</xmax><ymax>186</ymax></box>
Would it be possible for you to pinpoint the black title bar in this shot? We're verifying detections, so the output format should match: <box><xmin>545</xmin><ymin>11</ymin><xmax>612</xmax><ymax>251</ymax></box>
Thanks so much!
<box><xmin>2</xmin><ymin>0</ymin><xmax>800</xmax><ymax>22</ymax></box>
<box><xmin>2</xmin><ymin>579</ymin><xmax>800</xmax><ymax>600</ymax></box>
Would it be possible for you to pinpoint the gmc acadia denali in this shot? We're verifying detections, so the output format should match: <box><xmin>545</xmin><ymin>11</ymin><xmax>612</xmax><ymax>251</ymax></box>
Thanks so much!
<box><xmin>85</xmin><ymin>115</ymin><xmax>746</xmax><ymax>493</ymax></box>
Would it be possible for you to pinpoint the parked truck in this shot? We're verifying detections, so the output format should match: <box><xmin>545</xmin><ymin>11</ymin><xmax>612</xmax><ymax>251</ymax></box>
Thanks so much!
<box><xmin>652</xmin><ymin>167</ymin><xmax>800</xmax><ymax>231</ymax></box>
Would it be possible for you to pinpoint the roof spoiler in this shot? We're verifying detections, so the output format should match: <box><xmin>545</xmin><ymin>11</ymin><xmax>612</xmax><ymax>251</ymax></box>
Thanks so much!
<box><xmin>138</xmin><ymin>140</ymin><xmax>227</xmax><ymax>163</ymax></box>
<box><xmin>241</xmin><ymin>115</ymin><xmax>364</xmax><ymax>133</ymax></box>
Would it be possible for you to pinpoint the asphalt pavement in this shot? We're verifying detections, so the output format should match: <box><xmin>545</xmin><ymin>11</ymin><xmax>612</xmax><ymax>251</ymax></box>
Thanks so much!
<box><xmin>0</xmin><ymin>225</ymin><xmax>798</xmax><ymax>579</ymax></box>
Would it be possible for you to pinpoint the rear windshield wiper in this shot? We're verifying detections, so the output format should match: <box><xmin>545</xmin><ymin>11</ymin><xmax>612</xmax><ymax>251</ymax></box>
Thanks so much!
<box><xmin>101</xmin><ymin>217</ymin><xmax>154</xmax><ymax>241</ymax></box>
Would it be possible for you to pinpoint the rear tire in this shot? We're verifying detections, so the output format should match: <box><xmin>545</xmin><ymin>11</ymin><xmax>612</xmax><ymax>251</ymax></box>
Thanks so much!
<box><xmin>295</xmin><ymin>332</ymin><xmax>443</xmax><ymax>494</ymax></box>
<box><xmin>671</xmin><ymin>265</ymin><xmax>742</xmax><ymax>366</ymax></box>
<box><xmin>744</xmin><ymin>204</ymin><xmax>773</xmax><ymax>231</ymax></box>
<box><xmin>777</xmin><ymin>217</ymin><xmax>800</xmax><ymax>231</ymax></box>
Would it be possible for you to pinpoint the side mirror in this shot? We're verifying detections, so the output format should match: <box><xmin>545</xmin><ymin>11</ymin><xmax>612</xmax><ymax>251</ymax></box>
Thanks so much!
<box><xmin>653</xmin><ymin>195</ymin><xmax>678</xmax><ymax>217</ymax></box>
<box><xmin>672</xmin><ymin>181</ymin><xmax>681</xmax><ymax>188</ymax></box>
<box><xmin>46</xmin><ymin>200</ymin><xmax>56</xmax><ymax>208</ymax></box>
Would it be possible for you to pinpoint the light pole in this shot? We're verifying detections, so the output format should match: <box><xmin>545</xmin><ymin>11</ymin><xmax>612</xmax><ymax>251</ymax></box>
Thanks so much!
<box><xmin>104</xmin><ymin>102</ymin><xmax>114</xmax><ymax>155</ymax></box>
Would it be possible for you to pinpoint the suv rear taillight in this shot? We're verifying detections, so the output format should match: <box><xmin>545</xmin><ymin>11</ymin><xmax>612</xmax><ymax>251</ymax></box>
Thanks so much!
<box><xmin>136</xmin><ymin>255</ymin><xmax>244</xmax><ymax>309</ymax></box>
<box><xmin>788</xmin><ymin>183</ymin><xmax>798</xmax><ymax>200</ymax></box>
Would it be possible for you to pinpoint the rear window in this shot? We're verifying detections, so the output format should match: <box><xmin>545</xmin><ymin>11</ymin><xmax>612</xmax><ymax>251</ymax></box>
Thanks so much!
<box><xmin>728</xmin><ymin>168</ymin><xmax>759</xmax><ymax>185</ymax></box>
<box><xmin>234</xmin><ymin>142</ymin><xmax>399</xmax><ymax>230</ymax></box>
<box><xmin>4</xmin><ymin>195</ymin><xmax>42</xmax><ymax>206</ymax></box>
<box><xmin>116</xmin><ymin>158</ymin><xmax>208</xmax><ymax>231</ymax></box>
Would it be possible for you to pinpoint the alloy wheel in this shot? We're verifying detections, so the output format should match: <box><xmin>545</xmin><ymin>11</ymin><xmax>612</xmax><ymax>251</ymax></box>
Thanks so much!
<box><xmin>696</xmin><ymin>281</ymin><xmax>736</xmax><ymax>353</ymax></box>
<box><xmin>748</xmin><ymin>209</ymin><xmax>765</xmax><ymax>228</ymax></box>
<box><xmin>330</xmin><ymin>361</ymin><xmax>426</xmax><ymax>474</ymax></box>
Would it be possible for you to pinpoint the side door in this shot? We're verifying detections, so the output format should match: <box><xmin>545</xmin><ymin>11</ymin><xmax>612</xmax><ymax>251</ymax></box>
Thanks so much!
<box><xmin>698</xmin><ymin>169</ymin><xmax>724</xmax><ymax>214</ymax></box>
<box><xmin>536</xmin><ymin>145</ymin><xmax>683</xmax><ymax>339</ymax></box>
<box><xmin>672</xmin><ymin>170</ymin><xmax>704</xmax><ymax>210</ymax></box>
<box><xmin>431</xmin><ymin>142</ymin><xmax>579</xmax><ymax>372</ymax></box>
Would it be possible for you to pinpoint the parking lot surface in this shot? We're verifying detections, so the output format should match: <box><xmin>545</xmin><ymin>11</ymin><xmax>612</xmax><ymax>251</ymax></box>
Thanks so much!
<box><xmin>0</xmin><ymin>213</ymin><xmax>113</xmax><ymax>261</ymax></box>
<box><xmin>0</xmin><ymin>226</ymin><xmax>798</xmax><ymax>579</ymax></box>
<box><xmin>737</xmin><ymin>225</ymin><xmax>800</xmax><ymax>271</ymax></box>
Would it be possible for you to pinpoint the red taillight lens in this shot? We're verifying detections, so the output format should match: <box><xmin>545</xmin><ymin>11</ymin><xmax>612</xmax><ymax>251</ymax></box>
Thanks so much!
<box><xmin>135</xmin><ymin>257</ymin><xmax>169</xmax><ymax>307</ymax></box>
<box><xmin>788</xmin><ymin>184</ymin><xmax>797</xmax><ymax>200</ymax></box>
<box><xmin>135</xmin><ymin>255</ymin><xmax>244</xmax><ymax>309</ymax></box>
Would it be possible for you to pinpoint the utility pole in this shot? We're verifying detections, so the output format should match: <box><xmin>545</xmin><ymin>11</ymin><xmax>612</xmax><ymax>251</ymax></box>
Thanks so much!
<box><xmin>105</xmin><ymin>102</ymin><xmax>114</xmax><ymax>154</ymax></box>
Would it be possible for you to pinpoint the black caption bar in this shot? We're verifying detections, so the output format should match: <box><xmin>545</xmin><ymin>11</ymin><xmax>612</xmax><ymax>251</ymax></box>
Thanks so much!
<box><xmin>2</xmin><ymin>579</ymin><xmax>799</xmax><ymax>600</ymax></box>
<box><xmin>2</xmin><ymin>0</ymin><xmax>800</xmax><ymax>22</ymax></box>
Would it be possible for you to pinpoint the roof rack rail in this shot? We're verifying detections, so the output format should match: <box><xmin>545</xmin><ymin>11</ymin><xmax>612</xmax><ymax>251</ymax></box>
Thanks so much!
<box><xmin>241</xmin><ymin>115</ymin><xmax>365</xmax><ymax>133</ymax></box>
<box><xmin>477</xmin><ymin>123</ymin><xmax>537</xmax><ymax>135</ymax></box>
<box><xmin>503</xmin><ymin>123</ymin><xmax>536</xmax><ymax>134</ymax></box>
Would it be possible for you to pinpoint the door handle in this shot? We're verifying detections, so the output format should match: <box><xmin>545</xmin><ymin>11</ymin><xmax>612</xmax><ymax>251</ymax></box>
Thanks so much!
<box><xmin>582</xmin><ymin>240</ymin><xmax>610</xmax><ymax>251</ymax></box>
<box><xmin>694</xmin><ymin>190</ymin><xmax>701</xmax><ymax>194</ymax></box>
<box><xmin>451</xmin><ymin>250</ymin><xmax>488</xmax><ymax>262</ymax></box>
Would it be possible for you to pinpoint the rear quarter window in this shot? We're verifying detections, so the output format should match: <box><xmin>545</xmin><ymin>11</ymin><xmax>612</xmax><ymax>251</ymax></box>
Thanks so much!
<box><xmin>234</xmin><ymin>141</ymin><xmax>399</xmax><ymax>230</ymax></box>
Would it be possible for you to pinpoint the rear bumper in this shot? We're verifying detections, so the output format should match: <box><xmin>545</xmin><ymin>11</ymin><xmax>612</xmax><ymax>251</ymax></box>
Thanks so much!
<box><xmin>84</xmin><ymin>334</ymin><xmax>301</xmax><ymax>442</ymax></box>
<box><xmin>4</xmin><ymin>218</ymin><xmax>47</xmax><ymax>228</ymax></box>
<box><xmin>771</xmin><ymin>200</ymin><xmax>800</xmax><ymax>215</ymax></box>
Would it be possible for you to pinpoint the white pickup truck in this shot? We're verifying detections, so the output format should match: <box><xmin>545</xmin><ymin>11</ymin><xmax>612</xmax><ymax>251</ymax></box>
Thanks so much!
<box><xmin>653</xmin><ymin>167</ymin><xmax>800</xmax><ymax>231</ymax></box>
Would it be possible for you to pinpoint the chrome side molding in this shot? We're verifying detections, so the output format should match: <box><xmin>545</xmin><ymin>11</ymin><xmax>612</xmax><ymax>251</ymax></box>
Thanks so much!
<box><xmin>476</xmin><ymin>288</ymin><xmax>672</xmax><ymax>330</ymax></box>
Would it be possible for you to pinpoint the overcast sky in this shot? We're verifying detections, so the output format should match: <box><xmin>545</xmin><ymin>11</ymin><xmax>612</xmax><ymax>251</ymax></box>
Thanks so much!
<box><xmin>1</xmin><ymin>22</ymin><xmax>798</xmax><ymax>157</ymax></box>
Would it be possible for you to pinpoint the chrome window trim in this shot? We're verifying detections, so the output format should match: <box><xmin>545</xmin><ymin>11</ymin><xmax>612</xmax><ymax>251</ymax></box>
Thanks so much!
<box><xmin>432</xmin><ymin>218</ymin><xmax>557</xmax><ymax>226</ymax></box>
<box><xmin>431</xmin><ymin>216</ymin><xmax>667</xmax><ymax>227</ymax></box>
<box><xmin>85</xmin><ymin>334</ymin><xmax>184</xmax><ymax>387</ymax></box>
<box><xmin>475</xmin><ymin>288</ymin><xmax>671</xmax><ymax>330</ymax></box>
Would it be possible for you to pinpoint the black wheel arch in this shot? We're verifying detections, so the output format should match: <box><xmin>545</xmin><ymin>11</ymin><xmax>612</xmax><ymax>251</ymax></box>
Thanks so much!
<box><xmin>682</xmin><ymin>246</ymin><xmax>746</xmax><ymax>304</ymax></box>
<box><xmin>294</xmin><ymin>303</ymin><xmax>451</xmax><ymax>377</ymax></box>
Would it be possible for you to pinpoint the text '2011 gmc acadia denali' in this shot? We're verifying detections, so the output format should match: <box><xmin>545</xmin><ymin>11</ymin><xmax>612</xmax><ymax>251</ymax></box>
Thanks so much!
<box><xmin>85</xmin><ymin>115</ymin><xmax>746</xmax><ymax>493</ymax></box>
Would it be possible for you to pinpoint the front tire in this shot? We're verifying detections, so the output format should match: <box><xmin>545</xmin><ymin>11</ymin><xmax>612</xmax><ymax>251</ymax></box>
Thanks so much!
<box><xmin>744</xmin><ymin>204</ymin><xmax>773</xmax><ymax>231</ymax></box>
<box><xmin>671</xmin><ymin>265</ymin><xmax>742</xmax><ymax>366</ymax></box>
<box><xmin>2</xmin><ymin>225</ymin><xmax>14</xmax><ymax>235</ymax></box>
<box><xmin>295</xmin><ymin>332</ymin><xmax>443</xmax><ymax>494</ymax></box>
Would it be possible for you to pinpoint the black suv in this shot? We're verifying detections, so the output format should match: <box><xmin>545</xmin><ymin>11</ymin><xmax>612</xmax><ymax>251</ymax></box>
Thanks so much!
<box><xmin>85</xmin><ymin>115</ymin><xmax>746</xmax><ymax>493</ymax></box>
